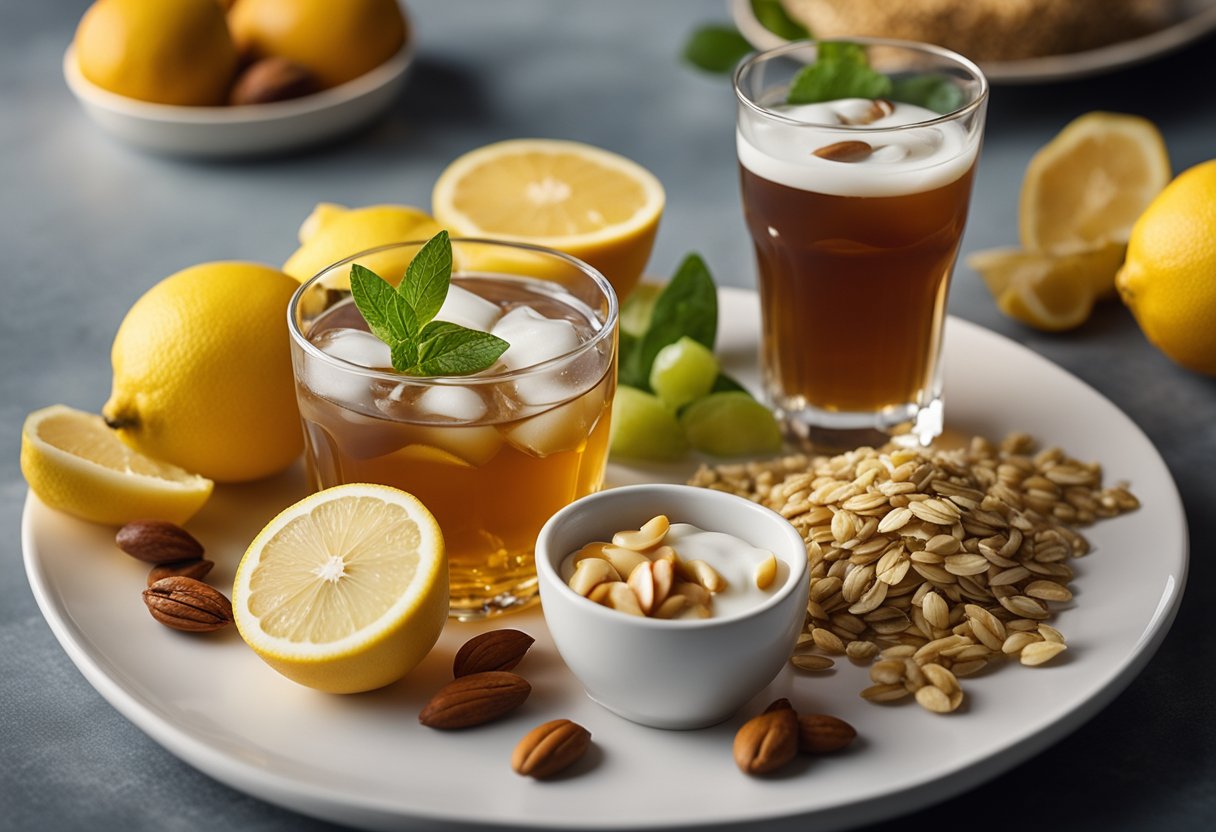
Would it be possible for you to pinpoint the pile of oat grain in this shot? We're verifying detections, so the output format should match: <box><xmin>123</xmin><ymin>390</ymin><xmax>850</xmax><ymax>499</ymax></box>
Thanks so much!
<box><xmin>689</xmin><ymin>433</ymin><xmax>1139</xmax><ymax>713</ymax></box>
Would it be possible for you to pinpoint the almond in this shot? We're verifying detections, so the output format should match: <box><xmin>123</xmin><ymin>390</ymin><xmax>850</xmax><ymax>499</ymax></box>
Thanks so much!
<box><xmin>116</xmin><ymin>521</ymin><xmax>204</xmax><ymax>564</ymax></box>
<box><xmin>228</xmin><ymin>57</ymin><xmax>317</xmax><ymax>106</ymax></box>
<box><xmin>142</xmin><ymin>576</ymin><xmax>232</xmax><ymax>632</ymax></box>
<box><xmin>733</xmin><ymin>708</ymin><xmax>798</xmax><ymax>775</ymax></box>
<box><xmin>763</xmin><ymin>697</ymin><xmax>794</xmax><ymax>714</ymax></box>
<box><xmin>452</xmin><ymin>629</ymin><xmax>535</xmax><ymax>678</ymax></box>
<box><xmin>419</xmin><ymin>671</ymin><xmax>530</xmax><ymax>729</ymax></box>
<box><xmin>837</xmin><ymin>98</ymin><xmax>894</xmax><ymax>125</ymax></box>
<box><xmin>511</xmin><ymin>719</ymin><xmax>591</xmax><ymax>779</ymax></box>
<box><xmin>812</xmin><ymin>140</ymin><xmax>873</xmax><ymax>163</ymax></box>
<box><xmin>797</xmin><ymin>714</ymin><xmax>857</xmax><ymax>754</ymax></box>
<box><xmin>147</xmin><ymin>558</ymin><xmax>214</xmax><ymax>587</ymax></box>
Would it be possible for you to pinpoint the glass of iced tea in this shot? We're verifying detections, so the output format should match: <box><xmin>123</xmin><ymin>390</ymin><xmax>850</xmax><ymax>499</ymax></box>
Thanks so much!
<box><xmin>288</xmin><ymin>240</ymin><xmax>618</xmax><ymax>619</ymax></box>
<box><xmin>734</xmin><ymin>39</ymin><xmax>988</xmax><ymax>450</ymax></box>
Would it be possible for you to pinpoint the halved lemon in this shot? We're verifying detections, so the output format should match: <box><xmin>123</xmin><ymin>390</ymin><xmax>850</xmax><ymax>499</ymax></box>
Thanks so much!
<box><xmin>20</xmin><ymin>405</ymin><xmax>213</xmax><ymax>525</ymax></box>
<box><xmin>968</xmin><ymin>244</ymin><xmax>1126</xmax><ymax>332</ymax></box>
<box><xmin>232</xmin><ymin>483</ymin><xmax>447</xmax><ymax>693</ymax></box>
<box><xmin>1020</xmin><ymin>112</ymin><xmax>1170</xmax><ymax>255</ymax></box>
<box><xmin>432</xmin><ymin>139</ymin><xmax>665</xmax><ymax>299</ymax></box>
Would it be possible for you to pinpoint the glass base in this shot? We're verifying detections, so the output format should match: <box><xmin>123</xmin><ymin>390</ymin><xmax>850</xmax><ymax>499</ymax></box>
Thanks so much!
<box><xmin>447</xmin><ymin>574</ymin><xmax>540</xmax><ymax>621</ymax></box>
<box><xmin>774</xmin><ymin>395</ymin><xmax>943</xmax><ymax>453</ymax></box>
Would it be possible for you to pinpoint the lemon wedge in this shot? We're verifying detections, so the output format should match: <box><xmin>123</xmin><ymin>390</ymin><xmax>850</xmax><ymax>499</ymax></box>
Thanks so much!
<box><xmin>232</xmin><ymin>484</ymin><xmax>448</xmax><ymax>693</ymax></box>
<box><xmin>20</xmin><ymin>404</ymin><xmax>214</xmax><ymax>526</ymax></box>
<box><xmin>432</xmin><ymin>139</ymin><xmax>664</xmax><ymax>299</ymax></box>
<box><xmin>1020</xmin><ymin>112</ymin><xmax>1170</xmax><ymax>255</ymax></box>
<box><xmin>968</xmin><ymin>245</ymin><xmax>1126</xmax><ymax>332</ymax></box>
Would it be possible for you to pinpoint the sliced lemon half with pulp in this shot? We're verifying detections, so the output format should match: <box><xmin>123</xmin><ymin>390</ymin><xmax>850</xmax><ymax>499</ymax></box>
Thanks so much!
<box><xmin>232</xmin><ymin>483</ymin><xmax>448</xmax><ymax>693</ymax></box>
<box><xmin>1020</xmin><ymin>112</ymin><xmax>1170</xmax><ymax>255</ymax></box>
<box><xmin>431</xmin><ymin>138</ymin><xmax>665</xmax><ymax>299</ymax></box>
<box><xmin>20</xmin><ymin>404</ymin><xmax>213</xmax><ymax>526</ymax></box>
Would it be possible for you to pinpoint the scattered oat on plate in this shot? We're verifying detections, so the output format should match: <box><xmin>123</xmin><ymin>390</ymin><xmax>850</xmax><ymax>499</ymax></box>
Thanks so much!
<box><xmin>690</xmin><ymin>433</ymin><xmax>1139</xmax><ymax>714</ymax></box>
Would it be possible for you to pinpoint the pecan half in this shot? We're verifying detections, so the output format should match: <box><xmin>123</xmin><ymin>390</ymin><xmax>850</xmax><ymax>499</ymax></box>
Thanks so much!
<box><xmin>147</xmin><ymin>559</ymin><xmax>215</xmax><ymax>587</ymax></box>
<box><xmin>142</xmin><ymin>576</ymin><xmax>232</xmax><ymax>632</ymax></box>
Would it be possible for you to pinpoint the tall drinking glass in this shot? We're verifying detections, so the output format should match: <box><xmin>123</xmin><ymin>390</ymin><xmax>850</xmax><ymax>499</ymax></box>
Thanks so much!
<box><xmin>289</xmin><ymin>240</ymin><xmax>618</xmax><ymax>619</ymax></box>
<box><xmin>734</xmin><ymin>39</ymin><xmax>988</xmax><ymax>450</ymax></box>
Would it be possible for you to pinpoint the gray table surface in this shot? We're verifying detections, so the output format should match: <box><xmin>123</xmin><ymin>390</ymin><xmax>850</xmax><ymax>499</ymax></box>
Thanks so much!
<box><xmin>4</xmin><ymin>2</ymin><xmax>1215</xmax><ymax>830</ymax></box>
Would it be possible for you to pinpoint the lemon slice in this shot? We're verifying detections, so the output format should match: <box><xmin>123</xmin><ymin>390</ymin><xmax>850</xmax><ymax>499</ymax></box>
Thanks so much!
<box><xmin>432</xmin><ymin>139</ymin><xmax>665</xmax><ymax>298</ymax></box>
<box><xmin>232</xmin><ymin>484</ymin><xmax>448</xmax><ymax>693</ymax></box>
<box><xmin>1020</xmin><ymin>112</ymin><xmax>1170</xmax><ymax>255</ymax></box>
<box><xmin>968</xmin><ymin>244</ymin><xmax>1126</xmax><ymax>332</ymax></box>
<box><xmin>20</xmin><ymin>405</ymin><xmax>213</xmax><ymax>525</ymax></box>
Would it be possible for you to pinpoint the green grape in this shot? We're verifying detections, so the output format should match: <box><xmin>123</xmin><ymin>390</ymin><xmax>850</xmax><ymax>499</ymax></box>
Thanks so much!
<box><xmin>609</xmin><ymin>386</ymin><xmax>689</xmax><ymax>461</ymax></box>
<box><xmin>649</xmin><ymin>336</ymin><xmax>719</xmax><ymax>410</ymax></box>
<box><xmin>680</xmin><ymin>392</ymin><xmax>783</xmax><ymax>457</ymax></box>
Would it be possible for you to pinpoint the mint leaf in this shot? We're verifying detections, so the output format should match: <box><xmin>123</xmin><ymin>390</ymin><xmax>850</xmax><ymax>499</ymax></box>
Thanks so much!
<box><xmin>891</xmin><ymin>74</ymin><xmax>964</xmax><ymax>114</ymax></box>
<box><xmin>390</xmin><ymin>338</ymin><xmax>418</xmax><ymax>373</ymax></box>
<box><xmin>350</xmin><ymin>263</ymin><xmax>417</xmax><ymax>343</ymax></box>
<box><xmin>787</xmin><ymin>42</ymin><xmax>893</xmax><ymax>104</ymax></box>
<box><xmin>347</xmin><ymin>231</ymin><xmax>510</xmax><ymax>376</ymax></box>
<box><xmin>399</xmin><ymin>230</ymin><xmax>452</xmax><ymax>326</ymax></box>
<box><xmin>751</xmin><ymin>0</ymin><xmax>808</xmax><ymax>40</ymax></box>
<box><xmin>817</xmin><ymin>41</ymin><xmax>868</xmax><ymax>66</ymax></box>
<box><xmin>683</xmin><ymin>25</ymin><xmax>753</xmax><ymax>74</ymax></box>
<box><xmin>621</xmin><ymin>253</ymin><xmax>718</xmax><ymax>389</ymax></box>
<box><xmin>409</xmin><ymin>320</ymin><xmax>509</xmax><ymax>376</ymax></box>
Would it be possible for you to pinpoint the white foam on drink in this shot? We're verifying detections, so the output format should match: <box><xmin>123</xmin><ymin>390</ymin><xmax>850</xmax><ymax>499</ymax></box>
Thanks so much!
<box><xmin>737</xmin><ymin>99</ymin><xmax>979</xmax><ymax>197</ymax></box>
<box><xmin>434</xmin><ymin>284</ymin><xmax>502</xmax><ymax>331</ymax></box>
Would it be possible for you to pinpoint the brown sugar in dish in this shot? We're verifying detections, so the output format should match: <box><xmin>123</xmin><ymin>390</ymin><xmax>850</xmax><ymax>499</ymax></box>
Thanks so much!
<box><xmin>780</xmin><ymin>0</ymin><xmax>1176</xmax><ymax>62</ymax></box>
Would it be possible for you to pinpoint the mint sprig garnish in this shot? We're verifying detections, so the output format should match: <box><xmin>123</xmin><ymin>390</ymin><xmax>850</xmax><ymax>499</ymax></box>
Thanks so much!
<box><xmin>787</xmin><ymin>41</ymin><xmax>965</xmax><ymax>115</ymax></box>
<box><xmin>788</xmin><ymin>41</ymin><xmax>893</xmax><ymax>104</ymax></box>
<box><xmin>348</xmin><ymin>231</ymin><xmax>509</xmax><ymax>376</ymax></box>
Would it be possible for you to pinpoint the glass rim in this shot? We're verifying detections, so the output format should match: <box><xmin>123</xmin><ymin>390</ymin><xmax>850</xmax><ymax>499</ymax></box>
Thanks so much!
<box><xmin>733</xmin><ymin>37</ymin><xmax>989</xmax><ymax>133</ymax></box>
<box><xmin>287</xmin><ymin>237</ymin><xmax>620</xmax><ymax>388</ymax></box>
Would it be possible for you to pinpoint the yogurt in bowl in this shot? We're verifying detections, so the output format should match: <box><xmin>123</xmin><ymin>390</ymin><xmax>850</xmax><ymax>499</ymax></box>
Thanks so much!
<box><xmin>536</xmin><ymin>484</ymin><xmax>810</xmax><ymax>729</ymax></box>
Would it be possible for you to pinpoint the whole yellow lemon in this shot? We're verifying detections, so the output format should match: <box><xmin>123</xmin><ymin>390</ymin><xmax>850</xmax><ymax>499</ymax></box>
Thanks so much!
<box><xmin>228</xmin><ymin>0</ymin><xmax>408</xmax><ymax>90</ymax></box>
<box><xmin>1116</xmin><ymin>160</ymin><xmax>1216</xmax><ymax>376</ymax></box>
<box><xmin>74</xmin><ymin>0</ymin><xmax>238</xmax><ymax>106</ymax></box>
<box><xmin>103</xmin><ymin>262</ymin><xmax>303</xmax><ymax>482</ymax></box>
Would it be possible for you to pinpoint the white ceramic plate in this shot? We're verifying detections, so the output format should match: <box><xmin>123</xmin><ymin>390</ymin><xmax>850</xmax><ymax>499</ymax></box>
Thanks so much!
<box><xmin>24</xmin><ymin>288</ymin><xmax>1187</xmax><ymax>831</ymax></box>
<box><xmin>62</xmin><ymin>42</ymin><xmax>412</xmax><ymax>157</ymax></box>
<box><xmin>731</xmin><ymin>0</ymin><xmax>1216</xmax><ymax>83</ymax></box>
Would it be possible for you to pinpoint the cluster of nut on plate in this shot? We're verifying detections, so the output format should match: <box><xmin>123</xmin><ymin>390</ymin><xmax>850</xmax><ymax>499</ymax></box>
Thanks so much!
<box><xmin>116</xmin><ymin>520</ymin><xmax>234</xmax><ymax>633</ymax></box>
<box><xmin>566</xmin><ymin>515</ymin><xmax>776</xmax><ymax>619</ymax></box>
<box><xmin>418</xmin><ymin>629</ymin><xmax>593</xmax><ymax>780</ymax></box>
<box><xmin>734</xmin><ymin>699</ymin><xmax>857</xmax><ymax>776</ymax></box>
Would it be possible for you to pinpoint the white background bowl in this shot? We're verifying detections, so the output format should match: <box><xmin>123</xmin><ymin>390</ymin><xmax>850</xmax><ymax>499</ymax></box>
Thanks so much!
<box><xmin>62</xmin><ymin>42</ymin><xmax>412</xmax><ymax>158</ymax></box>
<box><xmin>536</xmin><ymin>483</ymin><xmax>810</xmax><ymax>729</ymax></box>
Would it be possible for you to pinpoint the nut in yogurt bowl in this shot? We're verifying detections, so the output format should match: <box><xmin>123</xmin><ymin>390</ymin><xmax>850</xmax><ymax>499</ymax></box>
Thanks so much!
<box><xmin>536</xmin><ymin>484</ymin><xmax>809</xmax><ymax>729</ymax></box>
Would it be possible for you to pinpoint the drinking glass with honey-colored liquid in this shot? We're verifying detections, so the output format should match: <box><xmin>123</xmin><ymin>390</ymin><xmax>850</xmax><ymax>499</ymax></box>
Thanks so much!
<box><xmin>735</xmin><ymin>40</ymin><xmax>988</xmax><ymax>450</ymax></box>
<box><xmin>289</xmin><ymin>240</ymin><xmax>618</xmax><ymax>619</ymax></box>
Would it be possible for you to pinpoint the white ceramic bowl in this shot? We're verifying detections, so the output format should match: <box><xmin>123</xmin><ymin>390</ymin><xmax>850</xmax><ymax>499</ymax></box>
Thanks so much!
<box><xmin>536</xmin><ymin>484</ymin><xmax>809</xmax><ymax>729</ymax></box>
<box><xmin>62</xmin><ymin>43</ymin><xmax>412</xmax><ymax>158</ymax></box>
